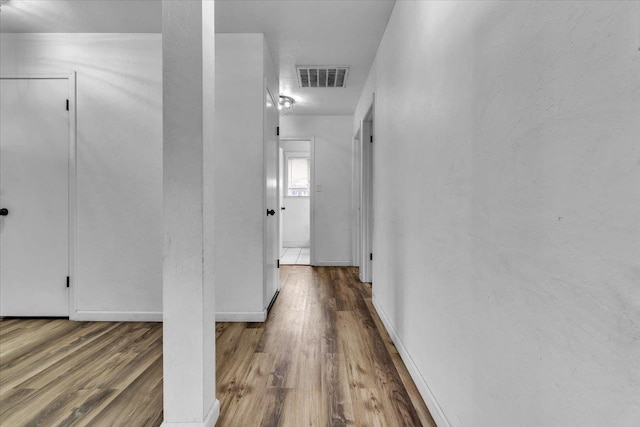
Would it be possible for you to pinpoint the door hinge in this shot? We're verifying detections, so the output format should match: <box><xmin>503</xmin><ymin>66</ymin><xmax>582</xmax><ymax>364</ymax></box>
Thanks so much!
<box><xmin>276</xmin><ymin>126</ymin><xmax>280</xmax><ymax>136</ymax></box>
<box><xmin>66</xmin><ymin>99</ymin><xmax>70</xmax><ymax>111</ymax></box>
<box><xmin>370</xmin><ymin>135</ymin><xmax>373</xmax><ymax>143</ymax></box>
<box><xmin>277</xmin><ymin>259</ymin><xmax>280</xmax><ymax>269</ymax></box>
<box><xmin>66</xmin><ymin>276</ymin><xmax>70</xmax><ymax>288</ymax></box>
<box><xmin>370</xmin><ymin>253</ymin><xmax>373</xmax><ymax>261</ymax></box>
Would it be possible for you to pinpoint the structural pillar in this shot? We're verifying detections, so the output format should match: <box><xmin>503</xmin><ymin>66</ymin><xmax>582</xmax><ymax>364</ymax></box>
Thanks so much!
<box><xmin>161</xmin><ymin>1</ymin><xmax>217</xmax><ymax>426</ymax></box>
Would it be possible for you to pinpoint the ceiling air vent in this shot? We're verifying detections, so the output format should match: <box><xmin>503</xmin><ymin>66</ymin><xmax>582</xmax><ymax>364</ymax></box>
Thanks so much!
<box><xmin>297</xmin><ymin>66</ymin><xmax>349</xmax><ymax>88</ymax></box>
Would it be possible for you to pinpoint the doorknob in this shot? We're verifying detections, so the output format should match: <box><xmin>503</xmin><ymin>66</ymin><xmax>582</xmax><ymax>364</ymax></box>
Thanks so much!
<box><xmin>0</xmin><ymin>208</ymin><xmax>8</xmax><ymax>216</ymax></box>
<box><xmin>281</xmin><ymin>207</ymin><xmax>286</xmax><ymax>210</ymax></box>
<box><xmin>266</xmin><ymin>209</ymin><xmax>275</xmax><ymax>216</ymax></box>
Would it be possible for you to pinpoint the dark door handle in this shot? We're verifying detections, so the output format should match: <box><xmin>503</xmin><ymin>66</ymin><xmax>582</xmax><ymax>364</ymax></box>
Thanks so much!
<box><xmin>266</xmin><ymin>209</ymin><xmax>275</xmax><ymax>216</ymax></box>
<box><xmin>281</xmin><ymin>207</ymin><xmax>286</xmax><ymax>210</ymax></box>
<box><xmin>0</xmin><ymin>208</ymin><xmax>8</xmax><ymax>216</ymax></box>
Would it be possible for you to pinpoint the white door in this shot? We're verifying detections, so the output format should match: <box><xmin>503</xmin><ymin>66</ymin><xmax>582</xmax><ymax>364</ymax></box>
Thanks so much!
<box><xmin>264</xmin><ymin>86</ymin><xmax>279</xmax><ymax>309</ymax></box>
<box><xmin>360</xmin><ymin>117</ymin><xmax>374</xmax><ymax>283</ymax></box>
<box><xmin>278</xmin><ymin>147</ymin><xmax>285</xmax><ymax>258</ymax></box>
<box><xmin>0</xmin><ymin>78</ymin><xmax>70</xmax><ymax>317</ymax></box>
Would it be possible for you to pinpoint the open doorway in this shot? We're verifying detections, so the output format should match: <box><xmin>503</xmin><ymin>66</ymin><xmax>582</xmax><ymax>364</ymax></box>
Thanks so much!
<box><xmin>358</xmin><ymin>102</ymin><xmax>374</xmax><ymax>283</ymax></box>
<box><xmin>279</xmin><ymin>138</ymin><xmax>314</xmax><ymax>265</ymax></box>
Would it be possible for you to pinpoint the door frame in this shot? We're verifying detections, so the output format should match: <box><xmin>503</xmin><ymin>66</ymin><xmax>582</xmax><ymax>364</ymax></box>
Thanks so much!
<box><xmin>278</xmin><ymin>136</ymin><xmax>315</xmax><ymax>265</ymax></box>
<box><xmin>278</xmin><ymin>147</ymin><xmax>285</xmax><ymax>259</ymax></box>
<box><xmin>351</xmin><ymin>127</ymin><xmax>361</xmax><ymax>268</ymax></box>
<box><xmin>0</xmin><ymin>73</ymin><xmax>77</xmax><ymax>318</ymax></box>
<box><xmin>264</xmin><ymin>85</ymin><xmax>280</xmax><ymax>310</ymax></box>
<box><xmin>359</xmin><ymin>100</ymin><xmax>374</xmax><ymax>283</ymax></box>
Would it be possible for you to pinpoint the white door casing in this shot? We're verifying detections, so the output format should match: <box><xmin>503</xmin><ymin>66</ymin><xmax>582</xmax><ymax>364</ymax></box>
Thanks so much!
<box><xmin>352</xmin><ymin>129</ymin><xmax>361</xmax><ymax>268</ymax></box>
<box><xmin>279</xmin><ymin>137</ymin><xmax>315</xmax><ymax>264</ymax></box>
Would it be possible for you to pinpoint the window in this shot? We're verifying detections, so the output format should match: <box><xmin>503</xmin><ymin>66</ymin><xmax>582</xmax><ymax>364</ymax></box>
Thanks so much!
<box><xmin>287</xmin><ymin>155</ymin><xmax>310</xmax><ymax>197</ymax></box>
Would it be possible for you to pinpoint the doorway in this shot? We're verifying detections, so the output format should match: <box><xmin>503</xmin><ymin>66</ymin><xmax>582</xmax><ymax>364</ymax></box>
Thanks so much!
<box><xmin>279</xmin><ymin>138</ymin><xmax>314</xmax><ymax>265</ymax></box>
<box><xmin>358</xmin><ymin>103</ymin><xmax>374</xmax><ymax>283</ymax></box>
<box><xmin>0</xmin><ymin>75</ymin><xmax>76</xmax><ymax>317</ymax></box>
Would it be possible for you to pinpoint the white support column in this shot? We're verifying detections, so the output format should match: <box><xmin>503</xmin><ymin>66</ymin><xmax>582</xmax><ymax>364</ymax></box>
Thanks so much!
<box><xmin>161</xmin><ymin>1</ymin><xmax>217</xmax><ymax>426</ymax></box>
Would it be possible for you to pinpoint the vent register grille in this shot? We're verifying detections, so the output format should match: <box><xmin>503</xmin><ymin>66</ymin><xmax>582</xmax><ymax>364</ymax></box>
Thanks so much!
<box><xmin>297</xmin><ymin>66</ymin><xmax>349</xmax><ymax>88</ymax></box>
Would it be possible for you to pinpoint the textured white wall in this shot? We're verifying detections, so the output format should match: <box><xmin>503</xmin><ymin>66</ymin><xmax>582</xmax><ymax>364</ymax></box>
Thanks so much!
<box><xmin>161</xmin><ymin>0</ymin><xmax>217</xmax><ymax>422</ymax></box>
<box><xmin>355</xmin><ymin>1</ymin><xmax>640</xmax><ymax>426</ymax></box>
<box><xmin>280</xmin><ymin>115</ymin><xmax>353</xmax><ymax>265</ymax></box>
<box><xmin>214</xmin><ymin>34</ymin><xmax>265</xmax><ymax>319</ymax></box>
<box><xmin>214</xmin><ymin>34</ymin><xmax>279</xmax><ymax>321</ymax></box>
<box><xmin>1</xmin><ymin>34</ymin><xmax>162</xmax><ymax>320</ymax></box>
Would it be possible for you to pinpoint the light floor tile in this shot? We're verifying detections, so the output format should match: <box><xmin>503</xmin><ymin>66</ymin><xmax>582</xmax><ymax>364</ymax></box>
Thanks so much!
<box><xmin>297</xmin><ymin>254</ymin><xmax>311</xmax><ymax>265</ymax></box>
<box><xmin>280</xmin><ymin>247</ymin><xmax>310</xmax><ymax>265</ymax></box>
<box><xmin>281</xmin><ymin>247</ymin><xmax>301</xmax><ymax>265</ymax></box>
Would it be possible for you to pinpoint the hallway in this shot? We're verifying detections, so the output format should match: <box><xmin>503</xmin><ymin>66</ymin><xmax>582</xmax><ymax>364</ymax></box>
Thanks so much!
<box><xmin>216</xmin><ymin>266</ymin><xmax>435</xmax><ymax>426</ymax></box>
<box><xmin>0</xmin><ymin>266</ymin><xmax>435</xmax><ymax>426</ymax></box>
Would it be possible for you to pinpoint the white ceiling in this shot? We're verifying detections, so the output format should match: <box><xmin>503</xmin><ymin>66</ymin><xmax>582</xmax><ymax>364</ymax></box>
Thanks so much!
<box><xmin>216</xmin><ymin>0</ymin><xmax>395</xmax><ymax>115</ymax></box>
<box><xmin>0</xmin><ymin>1</ymin><xmax>163</xmax><ymax>33</ymax></box>
<box><xmin>0</xmin><ymin>0</ymin><xmax>395</xmax><ymax>115</ymax></box>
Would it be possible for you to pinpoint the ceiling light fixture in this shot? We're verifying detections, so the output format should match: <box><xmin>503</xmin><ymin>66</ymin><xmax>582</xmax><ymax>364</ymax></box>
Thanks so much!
<box><xmin>278</xmin><ymin>95</ymin><xmax>295</xmax><ymax>114</ymax></box>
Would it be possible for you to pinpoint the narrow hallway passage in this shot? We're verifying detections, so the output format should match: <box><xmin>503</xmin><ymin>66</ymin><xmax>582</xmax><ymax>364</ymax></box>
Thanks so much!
<box><xmin>216</xmin><ymin>266</ymin><xmax>436</xmax><ymax>426</ymax></box>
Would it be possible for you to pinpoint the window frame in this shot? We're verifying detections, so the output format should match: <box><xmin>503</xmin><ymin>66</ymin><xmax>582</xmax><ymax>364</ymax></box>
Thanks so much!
<box><xmin>284</xmin><ymin>151</ymin><xmax>311</xmax><ymax>198</ymax></box>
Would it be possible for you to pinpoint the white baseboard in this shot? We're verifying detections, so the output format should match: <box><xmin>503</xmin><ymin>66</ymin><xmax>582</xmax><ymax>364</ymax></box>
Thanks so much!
<box><xmin>313</xmin><ymin>260</ymin><xmax>353</xmax><ymax>266</ymax></box>
<box><xmin>372</xmin><ymin>296</ymin><xmax>451</xmax><ymax>427</ymax></box>
<box><xmin>215</xmin><ymin>310</ymin><xmax>266</xmax><ymax>322</ymax></box>
<box><xmin>160</xmin><ymin>399</ymin><xmax>219</xmax><ymax>427</ymax></box>
<box><xmin>73</xmin><ymin>310</ymin><xmax>268</xmax><ymax>323</ymax></box>
<box><xmin>72</xmin><ymin>310</ymin><xmax>162</xmax><ymax>322</ymax></box>
<box><xmin>283</xmin><ymin>241</ymin><xmax>310</xmax><ymax>248</ymax></box>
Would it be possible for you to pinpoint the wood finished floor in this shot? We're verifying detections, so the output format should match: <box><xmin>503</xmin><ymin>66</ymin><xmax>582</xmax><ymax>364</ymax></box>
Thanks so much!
<box><xmin>0</xmin><ymin>266</ymin><xmax>435</xmax><ymax>427</ymax></box>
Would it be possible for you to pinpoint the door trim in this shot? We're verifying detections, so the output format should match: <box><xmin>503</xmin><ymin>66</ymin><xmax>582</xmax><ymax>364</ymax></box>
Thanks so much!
<box><xmin>359</xmin><ymin>97</ymin><xmax>374</xmax><ymax>283</ymax></box>
<box><xmin>352</xmin><ymin>127</ymin><xmax>362</xmax><ymax>268</ymax></box>
<box><xmin>279</xmin><ymin>136</ymin><xmax>315</xmax><ymax>265</ymax></box>
<box><xmin>1</xmin><ymin>73</ymin><xmax>77</xmax><ymax>318</ymax></box>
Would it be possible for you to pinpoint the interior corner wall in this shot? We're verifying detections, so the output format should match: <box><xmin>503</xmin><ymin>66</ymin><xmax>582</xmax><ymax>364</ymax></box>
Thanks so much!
<box><xmin>355</xmin><ymin>1</ymin><xmax>640</xmax><ymax>426</ymax></box>
<box><xmin>280</xmin><ymin>115</ymin><xmax>353</xmax><ymax>266</ymax></box>
<box><xmin>0</xmin><ymin>34</ymin><xmax>163</xmax><ymax>321</ymax></box>
<box><xmin>214</xmin><ymin>33</ymin><xmax>271</xmax><ymax>321</ymax></box>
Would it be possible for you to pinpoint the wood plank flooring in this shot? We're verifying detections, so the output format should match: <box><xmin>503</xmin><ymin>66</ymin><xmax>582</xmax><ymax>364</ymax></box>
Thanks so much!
<box><xmin>0</xmin><ymin>266</ymin><xmax>436</xmax><ymax>426</ymax></box>
<box><xmin>0</xmin><ymin>319</ymin><xmax>163</xmax><ymax>426</ymax></box>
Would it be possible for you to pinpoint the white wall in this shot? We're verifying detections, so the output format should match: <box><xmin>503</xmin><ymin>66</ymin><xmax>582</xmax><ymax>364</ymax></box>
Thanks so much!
<box><xmin>281</xmin><ymin>139</ymin><xmax>310</xmax><ymax>247</ymax></box>
<box><xmin>355</xmin><ymin>2</ymin><xmax>640</xmax><ymax>426</ymax></box>
<box><xmin>215</xmin><ymin>34</ymin><xmax>278</xmax><ymax>321</ymax></box>
<box><xmin>1</xmin><ymin>34</ymin><xmax>162</xmax><ymax>321</ymax></box>
<box><xmin>280</xmin><ymin>115</ymin><xmax>353</xmax><ymax>265</ymax></box>
<box><xmin>280</xmin><ymin>140</ymin><xmax>310</xmax><ymax>153</ymax></box>
<box><xmin>282</xmin><ymin>197</ymin><xmax>310</xmax><ymax>247</ymax></box>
